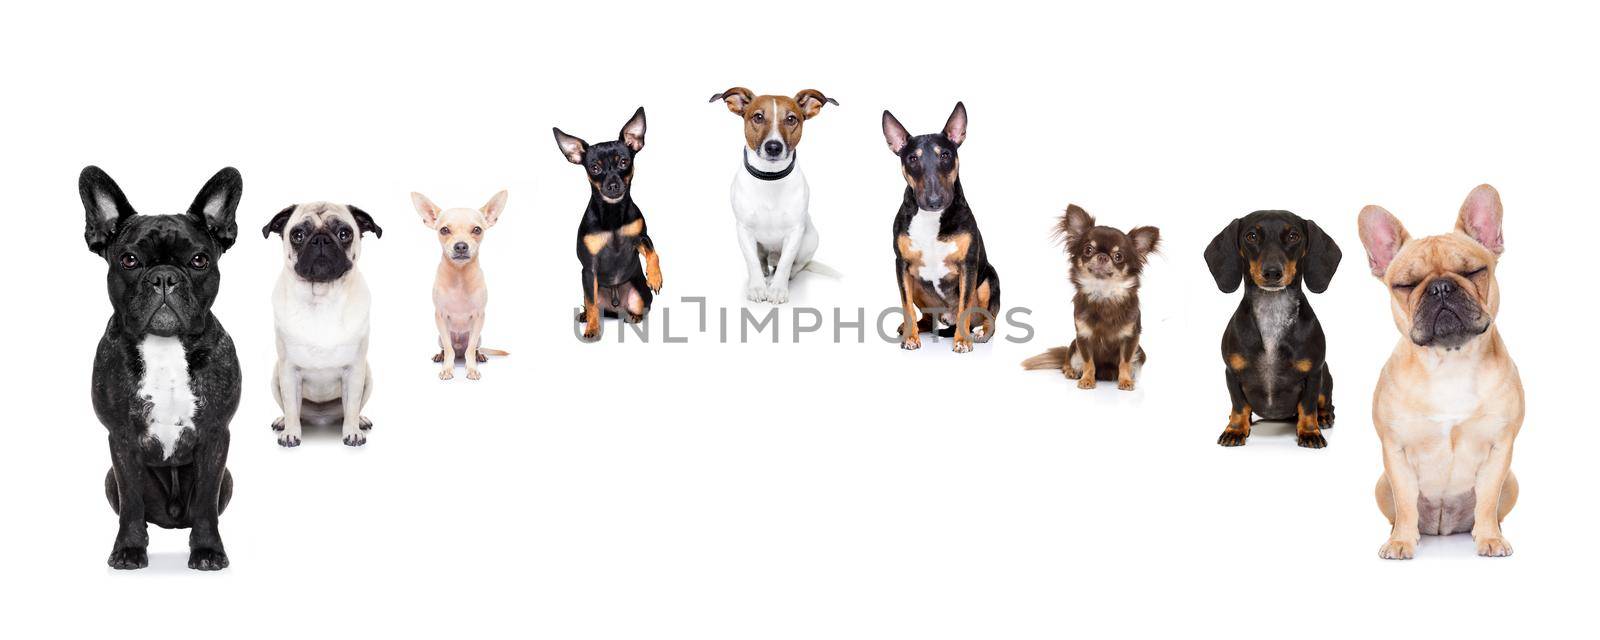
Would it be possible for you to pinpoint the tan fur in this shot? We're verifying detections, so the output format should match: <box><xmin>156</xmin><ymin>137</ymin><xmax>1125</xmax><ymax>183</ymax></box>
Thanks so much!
<box><xmin>1360</xmin><ymin>185</ymin><xmax>1523</xmax><ymax>559</ymax></box>
<box><xmin>712</xmin><ymin>87</ymin><xmax>834</xmax><ymax>151</ymax></box>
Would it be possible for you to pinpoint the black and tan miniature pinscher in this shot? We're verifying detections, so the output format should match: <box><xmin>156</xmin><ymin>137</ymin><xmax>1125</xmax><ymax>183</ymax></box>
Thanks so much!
<box><xmin>881</xmin><ymin>102</ymin><xmax>1001</xmax><ymax>353</ymax></box>
<box><xmin>553</xmin><ymin>107</ymin><xmax>664</xmax><ymax>341</ymax></box>
<box><xmin>1023</xmin><ymin>205</ymin><xmax>1160</xmax><ymax>390</ymax></box>
<box><xmin>1204</xmin><ymin>210</ymin><xmax>1342</xmax><ymax>448</ymax></box>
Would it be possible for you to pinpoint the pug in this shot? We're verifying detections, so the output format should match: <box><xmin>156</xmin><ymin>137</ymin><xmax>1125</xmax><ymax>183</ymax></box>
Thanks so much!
<box><xmin>1357</xmin><ymin>184</ymin><xmax>1523</xmax><ymax>559</ymax></box>
<box><xmin>262</xmin><ymin>202</ymin><xmax>383</xmax><ymax>447</ymax></box>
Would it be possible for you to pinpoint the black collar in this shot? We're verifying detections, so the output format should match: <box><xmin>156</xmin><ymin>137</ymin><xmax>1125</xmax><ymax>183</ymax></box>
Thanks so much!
<box><xmin>744</xmin><ymin>151</ymin><xmax>795</xmax><ymax>181</ymax></box>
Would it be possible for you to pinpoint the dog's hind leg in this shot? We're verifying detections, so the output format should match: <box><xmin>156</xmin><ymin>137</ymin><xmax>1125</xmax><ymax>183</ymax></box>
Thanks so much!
<box><xmin>357</xmin><ymin>365</ymin><xmax>374</xmax><ymax>432</ymax></box>
<box><xmin>622</xmin><ymin>275</ymin><xmax>653</xmax><ymax>323</ymax></box>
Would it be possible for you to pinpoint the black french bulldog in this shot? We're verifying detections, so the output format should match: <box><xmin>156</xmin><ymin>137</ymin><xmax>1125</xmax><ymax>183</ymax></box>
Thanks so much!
<box><xmin>80</xmin><ymin>166</ymin><xmax>242</xmax><ymax>570</ymax></box>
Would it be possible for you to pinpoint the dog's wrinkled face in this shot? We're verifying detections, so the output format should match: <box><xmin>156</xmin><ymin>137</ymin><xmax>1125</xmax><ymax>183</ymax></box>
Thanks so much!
<box><xmin>262</xmin><ymin>202</ymin><xmax>382</xmax><ymax>283</ymax></box>
<box><xmin>80</xmin><ymin>166</ymin><xmax>242</xmax><ymax>338</ymax></box>
<box><xmin>413</xmin><ymin>191</ymin><xmax>507</xmax><ymax>263</ymax></box>
<box><xmin>1359</xmin><ymin>185</ymin><xmax>1504</xmax><ymax>349</ymax></box>
<box><xmin>882</xmin><ymin>102</ymin><xmax>968</xmax><ymax>212</ymax></box>
<box><xmin>1060</xmin><ymin>205</ymin><xmax>1160</xmax><ymax>281</ymax></box>
<box><xmin>1205</xmin><ymin>210</ymin><xmax>1341</xmax><ymax>294</ymax></box>
<box><xmin>711</xmin><ymin>88</ymin><xmax>836</xmax><ymax>163</ymax></box>
<box><xmin>555</xmin><ymin>107</ymin><xmax>646</xmax><ymax>204</ymax></box>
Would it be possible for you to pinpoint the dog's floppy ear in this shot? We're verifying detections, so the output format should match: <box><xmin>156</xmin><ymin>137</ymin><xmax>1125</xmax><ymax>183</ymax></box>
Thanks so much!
<box><xmin>481</xmin><ymin>190</ymin><xmax>508</xmax><ymax>227</ymax></box>
<box><xmin>348</xmin><ymin>205</ymin><xmax>382</xmax><ymax>238</ymax></box>
<box><xmin>187</xmin><ymin>167</ymin><xmax>242</xmax><ymax>252</ymax></box>
<box><xmin>1357</xmin><ymin>205</ymin><xmax>1410</xmax><ymax>278</ymax></box>
<box><xmin>553</xmin><ymin>128</ymin><xmax>588</xmax><ymax>165</ymax></box>
<box><xmin>1300</xmin><ymin>219</ymin><xmax>1341</xmax><ymax>294</ymax></box>
<box><xmin>263</xmin><ymin>205</ymin><xmax>295</xmax><ymax>238</ymax></box>
<box><xmin>1059</xmin><ymin>204</ymin><xmax>1095</xmax><ymax>243</ymax></box>
<box><xmin>882</xmin><ymin>111</ymin><xmax>911</xmax><ymax>155</ymax></box>
<box><xmin>618</xmin><ymin>107</ymin><xmax>646</xmax><ymax>152</ymax></box>
<box><xmin>709</xmin><ymin>87</ymin><xmax>754</xmax><ymax>115</ymax></box>
<box><xmin>412</xmin><ymin>192</ymin><xmax>442</xmax><ymax>228</ymax></box>
<box><xmin>1204</xmin><ymin>218</ymin><xmax>1244</xmax><ymax>293</ymax></box>
<box><xmin>1129</xmin><ymin>225</ymin><xmax>1161</xmax><ymax>258</ymax></box>
<box><xmin>1456</xmin><ymin>184</ymin><xmax>1504</xmax><ymax>255</ymax></box>
<box><xmin>79</xmin><ymin>165</ymin><xmax>136</xmax><ymax>254</ymax></box>
<box><xmin>793</xmin><ymin>89</ymin><xmax>838</xmax><ymax>119</ymax></box>
<box><xmin>942</xmin><ymin>102</ymin><xmax>968</xmax><ymax>147</ymax></box>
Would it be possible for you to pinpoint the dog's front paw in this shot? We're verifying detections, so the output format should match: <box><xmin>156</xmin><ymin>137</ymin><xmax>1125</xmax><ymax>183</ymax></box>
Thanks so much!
<box><xmin>277</xmin><ymin>430</ymin><xmax>302</xmax><ymax>448</ymax></box>
<box><xmin>1076</xmin><ymin>375</ymin><xmax>1096</xmax><ymax>389</ymax></box>
<box><xmin>1217</xmin><ymin>429</ymin><xmax>1249</xmax><ymax>447</ymax></box>
<box><xmin>746</xmin><ymin>279</ymin><xmax>768</xmax><ymax>302</ymax></box>
<box><xmin>1296</xmin><ymin>431</ymin><xmax>1328</xmax><ymax>449</ymax></box>
<box><xmin>466</xmin><ymin>369</ymin><xmax>481</xmax><ymax>381</ymax></box>
<box><xmin>107</xmin><ymin>546</ymin><xmax>148</xmax><ymax>570</ymax></box>
<box><xmin>431</xmin><ymin>350</ymin><xmax>445</xmax><ymax>363</ymax></box>
<box><xmin>271</xmin><ymin>417</ymin><xmax>284</xmax><ymax>432</ymax></box>
<box><xmin>439</xmin><ymin>367</ymin><xmax>455</xmax><ymax>380</ymax></box>
<box><xmin>1379</xmin><ymin>538</ymin><xmax>1416</xmax><ymax>560</ymax></box>
<box><xmin>971</xmin><ymin>324</ymin><xmax>992</xmax><ymax>343</ymax></box>
<box><xmin>1319</xmin><ymin>404</ymin><xmax>1336</xmax><ymax>429</ymax></box>
<box><xmin>1475</xmin><ymin>535</ymin><xmax>1514</xmax><ymax>557</ymax></box>
<box><xmin>342</xmin><ymin>428</ymin><xmax>368</xmax><ymax>447</ymax></box>
<box><xmin>188</xmin><ymin>547</ymin><xmax>229</xmax><ymax>571</ymax></box>
<box><xmin>647</xmin><ymin>270</ymin><xmax>663</xmax><ymax>293</ymax></box>
<box><xmin>901</xmin><ymin>334</ymin><xmax>922</xmax><ymax>350</ymax></box>
<box><xmin>1117</xmin><ymin>378</ymin><xmax>1136</xmax><ymax>391</ymax></box>
<box><xmin>765</xmin><ymin>282</ymin><xmax>790</xmax><ymax>304</ymax></box>
<box><xmin>952</xmin><ymin>337</ymin><xmax>973</xmax><ymax>354</ymax></box>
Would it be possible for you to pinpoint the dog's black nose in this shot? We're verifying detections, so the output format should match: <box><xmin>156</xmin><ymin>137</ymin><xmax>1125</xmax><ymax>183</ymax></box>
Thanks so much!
<box><xmin>1428</xmin><ymin>279</ymin><xmax>1455</xmax><ymax>297</ymax></box>
<box><xmin>1262</xmin><ymin>265</ymin><xmax>1284</xmax><ymax>282</ymax></box>
<box><xmin>310</xmin><ymin>234</ymin><xmax>329</xmax><ymax>246</ymax></box>
<box><xmin>763</xmin><ymin>140</ymin><xmax>783</xmax><ymax>156</ymax></box>
<box><xmin>145</xmin><ymin>269</ymin><xmax>179</xmax><ymax>294</ymax></box>
<box><xmin>454</xmin><ymin>242</ymin><xmax>469</xmax><ymax>254</ymax></box>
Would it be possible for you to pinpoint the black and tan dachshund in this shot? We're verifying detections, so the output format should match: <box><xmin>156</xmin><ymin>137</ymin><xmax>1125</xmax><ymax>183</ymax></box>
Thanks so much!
<box><xmin>1204</xmin><ymin>210</ymin><xmax>1342</xmax><ymax>448</ymax></box>
<box><xmin>882</xmin><ymin>102</ymin><xmax>1001</xmax><ymax>353</ymax></box>
<box><xmin>554</xmin><ymin>107</ymin><xmax>664</xmax><ymax>341</ymax></box>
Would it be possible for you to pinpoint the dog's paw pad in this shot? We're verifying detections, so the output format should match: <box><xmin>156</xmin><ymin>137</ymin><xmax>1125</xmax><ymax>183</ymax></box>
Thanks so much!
<box><xmin>277</xmin><ymin>433</ymin><xmax>302</xmax><ymax>448</ymax></box>
<box><xmin>187</xmin><ymin>548</ymin><xmax>229</xmax><ymax>571</ymax></box>
<box><xmin>107</xmin><ymin>547</ymin><xmax>148</xmax><ymax>570</ymax></box>
<box><xmin>359</xmin><ymin>417</ymin><xmax>373</xmax><ymax>431</ymax></box>
<box><xmin>1217</xmin><ymin>430</ymin><xmax>1249</xmax><ymax>447</ymax></box>
<box><xmin>1379</xmin><ymin>539</ymin><xmax>1416</xmax><ymax>560</ymax></box>
<box><xmin>342</xmin><ymin>432</ymin><xmax>367</xmax><ymax>447</ymax></box>
<box><xmin>1475</xmin><ymin>536</ymin><xmax>1513</xmax><ymax>557</ymax></box>
<box><xmin>271</xmin><ymin>417</ymin><xmax>284</xmax><ymax>432</ymax></box>
<box><xmin>1296</xmin><ymin>432</ymin><xmax>1328</xmax><ymax>449</ymax></box>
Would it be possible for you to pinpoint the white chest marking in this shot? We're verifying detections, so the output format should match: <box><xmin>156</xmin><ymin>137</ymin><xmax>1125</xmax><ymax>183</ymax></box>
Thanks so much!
<box><xmin>1077</xmin><ymin>275</ymin><xmax>1132</xmax><ymax>302</ymax></box>
<box><xmin>908</xmin><ymin>209</ymin><xmax>955</xmax><ymax>286</ymax></box>
<box><xmin>138</xmin><ymin>336</ymin><xmax>196</xmax><ymax>460</ymax></box>
<box><xmin>1251</xmin><ymin>291</ymin><xmax>1300</xmax><ymax>405</ymax></box>
<box><xmin>1420</xmin><ymin>356</ymin><xmax>1478</xmax><ymax>439</ymax></box>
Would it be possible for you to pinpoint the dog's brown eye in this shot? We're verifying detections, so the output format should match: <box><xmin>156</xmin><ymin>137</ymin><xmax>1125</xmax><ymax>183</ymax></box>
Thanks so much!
<box><xmin>1245</xmin><ymin>230</ymin><xmax>1259</xmax><ymax>244</ymax></box>
<box><xmin>1083</xmin><ymin>246</ymin><xmax>1094</xmax><ymax>257</ymax></box>
<box><xmin>472</xmin><ymin>226</ymin><xmax>483</xmax><ymax>236</ymax></box>
<box><xmin>290</xmin><ymin>230</ymin><xmax>305</xmax><ymax>243</ymax></box>
<box><xmin>590</xmin><ymin>163</ymin><xmax>602</xmax><ymax>174</ymax></box>
<box><xmin>338</xmin><ymin>228</ymin><xmax>352</xmax><ymax>242</ymax></box>
<box><xmin>939</xmin><ymin>150</ymin><xmax>952</xmax><ymax>161</ymax></box>
<box><xmin>786</xmin><ymin>114</ymin><xmax>797</xmax><ymax>125</ymax></box>
<box><xmin>1113</xmin><ymin>252</ymin><xmax>1124</xmax><ymax>263</ymax></box>
<box><xmin>753</xmin><ymin>112</ymin><xmax>765</xmax><ymax>124</ymax></box>
<box><xmin>119</xmin><ymin>253</ymin><xmax>140</xmax><ymax>270</ymax></box>
<box><xmin>189</xmin><ymin>253</ymin><xmax>210</xmax><ymax>270</ymax></box>
<box><xmin>618</xmin><ymin>158</ymin><xmax>629</xmax><ymax>169</ymax></box>
<box><xmin>1286</xmin><ymin>231</ymin><xmax>1300</xmax><ymax>243</ymax></box>
<box><xmin>439</xmin><ymin>227</ymin><xmax>450</xmax><ymax>236</ymax></box>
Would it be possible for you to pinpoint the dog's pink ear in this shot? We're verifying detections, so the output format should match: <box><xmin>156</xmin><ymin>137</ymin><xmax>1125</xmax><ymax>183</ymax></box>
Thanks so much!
<box><xmin>412</xmin><ymin>192</ymin><xmax>441</xmax><ymax>228</ymax></box>
<box><xmin>1456</xmin><ymin>184</ymin><xmax>1504</xmax><ymax>254</ymax></box>
<box><xmin>619</xmin><ymin>107</ymin><xmax>646</xmax><ymax>152</ymax></box>
<box><xmin>710</xmin><ymin>87</ymin><xmax>754</xmax><ymax>115</ymax></box>
<box><xmin>942</xmin><ymin>102</ymin><xmax>968</xmax><ymax>146</ymax></box>
<box><xmin>480</xmin><ymin>190</ymin><xmax>508</xmax><ymax>227</ymax></box>
<box><xmin>1060</xmin><ymin>205</ymin><xmax>1095</xmax><ymax>242</ymax></box>
<box><xmin>1358</xmin><ymin>205</ymin><xmax>1409</xmax><ymax>277</ymax></box>
<box><xmin>1129</xmin><ymin>225</ymin><xmax>1161</xmax><ymax>257</ymax></box>
<box><xmin>882</xmin><ymin>111</ymin><xmax>911</xmax><ymax>155</ymax></box>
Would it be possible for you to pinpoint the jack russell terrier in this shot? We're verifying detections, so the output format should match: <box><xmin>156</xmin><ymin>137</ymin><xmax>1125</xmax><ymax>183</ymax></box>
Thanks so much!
<box><xmin>709</xmin><ymin>87</ymin><xmax>840</xmax><ymax>303</ymax></box>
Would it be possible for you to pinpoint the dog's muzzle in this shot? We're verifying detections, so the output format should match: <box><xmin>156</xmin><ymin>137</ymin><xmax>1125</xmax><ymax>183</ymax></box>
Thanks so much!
<box><xmin>137</xmin><ymin>266</ymin><xmax>189</xmax><ymax>336</ymax></box>
<box><xmin>295</xmin><ymin>232</ymin><xmax>354</xmax><ymax>282</ymax></box>
<box><xmin>1409</xmin><ymin>277</ymin><xmax>1490</xmax><ymax>348</ymax></box>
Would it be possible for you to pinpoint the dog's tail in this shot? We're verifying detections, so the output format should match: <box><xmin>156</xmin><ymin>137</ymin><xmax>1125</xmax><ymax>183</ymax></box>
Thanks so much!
<box><xmin>478</xmin><ymin>348</ymin><xmax>510</xmax><ymax>357</ymax></box>
<box><xmin>800</xmin><ymin>260</ymin><xmax>842</xmax><ymax>279</ymax></box>
<box><xmin>1021</xmin><ymin>346</ymin><xmax>1071</xmax><ymax>371</ymax></box>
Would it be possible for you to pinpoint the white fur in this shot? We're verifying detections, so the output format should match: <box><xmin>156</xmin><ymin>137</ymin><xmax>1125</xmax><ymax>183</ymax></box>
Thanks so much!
<box><xmin>137</xmin><ymin>336</ymin><xmax>195</xmax><ymax>460</ymax></box>
<box><xmin>1077</xmin><ymin>274</ymin><xmax>1133</xmax><ymax>301</ymax></box>
<box><xmin>908</xmin><ymin>209</ymin><xmax>955</xmax><ymax>289</ymax></box>
<box><xmin>730</xmin><ymin>146</ymin><xmax>821</xmax><ymax>304</ymax></box>
<box><xmin>1251</xmin><ymin>290</ymin><xmax>1300</xmax><ymax>413</ymax></box>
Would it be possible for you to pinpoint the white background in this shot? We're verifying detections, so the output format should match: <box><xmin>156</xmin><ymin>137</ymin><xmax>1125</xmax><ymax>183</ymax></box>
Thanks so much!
<box><xmin>3</xmin><ymin>1</ymin><xmax>1596</xmax><ymax>637</ymax></box>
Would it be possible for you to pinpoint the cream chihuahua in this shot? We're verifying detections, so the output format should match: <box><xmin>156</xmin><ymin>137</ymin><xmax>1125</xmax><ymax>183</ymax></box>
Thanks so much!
<box><xmin>413</xmin><ymin>190</ymin><xmax>509</xmax><ymax>380</ymax></box>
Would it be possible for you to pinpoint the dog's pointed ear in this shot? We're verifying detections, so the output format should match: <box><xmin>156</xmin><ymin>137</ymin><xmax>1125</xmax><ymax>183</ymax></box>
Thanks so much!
<box><xmin>187</xmin><ymin>167</ymin><xmax>242</xmax><ymax>252</ymax></box>
<box><xmin>1358</xmin><ymin>205</ymin><xmax>1410</xmax><ymax>278</ymax></box>
<box><xmin>942</xmin><ymin>102</ymin><xmax>968</xmax><ymax>147</ymax></box>
<box><xmin>263</xmin><ymin>205</ymin><xmax>295</xmax><ymax>238</ymax></box>
<box><xmin>709</xmin><ymin>87</ymin><xmax>754</xmax><ymax>115</ymax></box>
<box><xmin>348</xmin><ymin>205</ymin><xmax>382</xmax><ymax>238</ymax></box>
<box><xmin>1204</xmin><ymin>218</ymin><xmax>1244</xmax><ymax>293</ymax></box>
<box><xmin>553</xmin><ymin>128</ymin><xmax>588</xmax><ymax>165</ymax></box>
<box><xmin>412</xmin><ymin>192</ymin><xmax>442</xmax><ymax>228</ymax></box>
<box><xmin>882</xmin><ymin>111</ymin><xmax>911</xmax><ymax>155</ymax></box>
<box><xmin>1301</xmin><ymin>219</ymin><xmax>1341</xmax><ymax>294</ymax></box>
<box><xmin>80</xmin><ymin>165</ymin><xmax>136</xmax><ymax>254</ymax></box>
<box><xmin>1456</xmin><ymin>184</ymin><xmax>1504</xmax><ymax>255</ymax></box>
<box><xmin>481</xmin><ymin>190</ymin><xmax>508</xmax><ymax>227</ymax></box>
<box><xmin>793</xmin><ymin>89</ymin><xmax>838</xmax><ymax>120</ymax></box>
<box><xmin>618</xmin><ymin>107</ymin><xmax>647</xmax><ymax>152</ymax></box>
<box><xmin>1059</xmin><ymin>204</ymin><xmax>1095</xmax><ymax>243</ymax></box>
<box><xmin>1129</xmin><ymin>225</ymin><xmax>1161</xmax><ymax>258</ymax></box>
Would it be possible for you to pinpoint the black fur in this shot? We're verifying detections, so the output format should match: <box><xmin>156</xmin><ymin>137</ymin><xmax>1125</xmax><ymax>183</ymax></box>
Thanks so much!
<box><xmin>1204</xmin><ymin>210</ymin><xmax>1341</xmax><ymax>448</ymax></box>
<box><xmin>80</xmin><ymin>166</ymin><xmax>242</xmax><ymax>570</ymax></box>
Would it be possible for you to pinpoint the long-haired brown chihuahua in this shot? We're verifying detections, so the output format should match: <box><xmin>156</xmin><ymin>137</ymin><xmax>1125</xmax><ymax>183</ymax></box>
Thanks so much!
<box><xmin>1024</xmin><ymin>205</ymin><xmax>1160</xmax><ymax>390</ymax></box>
